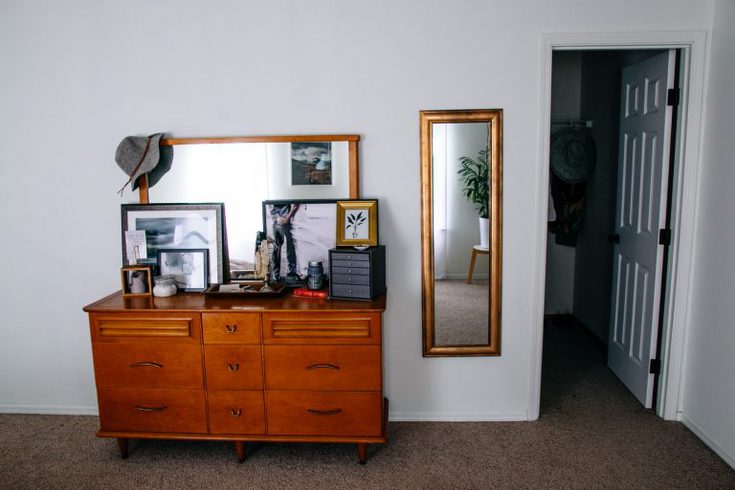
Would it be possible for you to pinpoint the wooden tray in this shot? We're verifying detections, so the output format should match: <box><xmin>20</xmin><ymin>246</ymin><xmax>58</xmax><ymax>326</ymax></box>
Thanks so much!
<box><xmin>204</xmin><ymin>282</ymin><xmax>286</xmax><ymax>296</ymax></box>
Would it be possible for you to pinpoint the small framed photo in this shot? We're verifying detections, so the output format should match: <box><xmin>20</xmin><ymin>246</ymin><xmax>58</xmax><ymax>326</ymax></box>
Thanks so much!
<box><xmin>291</xmin><ymin>142</ymin><xmax>332</xmax><ymax>186</ymax></box>
<box><xmin>336</xmin><ymin>200</ymin><xmax>378</xmax><ymax>247</ymax></box>
<box><xmin>157</xmin><ymin>248</ymin><xmax>209</xmax><ymax>292</ymax></box>
<box><xmin>120</xmin><ymin>266</ymin><xmax>153</xmax><ymax>297</ymax></box>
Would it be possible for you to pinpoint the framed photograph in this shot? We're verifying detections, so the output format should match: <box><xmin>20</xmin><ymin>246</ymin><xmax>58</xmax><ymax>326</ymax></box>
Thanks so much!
<box><xmin>262</xmin><ymin>200</ymin><xmax>337</xmax><ymax>282</ymax></box>
<box><xmin>157</xmin><ymin>248</ymin><xmax>209</xmax><ymax>292</ymax></box>
<box><xmin>120</xmin><ymin>266</ymin><xmax>152</xmax><ymax>297</ymax></box>
<box><xmin>291</xmin><ymin>142</ymin><xmax>332</xmax><ymax>186</ymax></box>
<box><xmin>121</xmin><ymin>203</ymin><xmax>226</xmax><ymax>285</ymax></box>
<box><xmin>336</xmin><ymin>200</ymin><xmax>378</xmax><ymax>247</ymax></box>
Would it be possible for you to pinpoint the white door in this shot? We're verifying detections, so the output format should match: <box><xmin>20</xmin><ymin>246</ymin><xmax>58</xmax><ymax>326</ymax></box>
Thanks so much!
<box><xmin>608</xmin><ymin>51</ymin><xmax>676</xmax><ymax>408</ymax></box>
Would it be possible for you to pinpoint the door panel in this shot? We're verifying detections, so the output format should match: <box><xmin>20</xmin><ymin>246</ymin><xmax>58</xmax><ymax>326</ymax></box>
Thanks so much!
<box><xmin>608</xmin><ymin>50</ymin><xmax>676</xmax><ymax>408</ymax></box>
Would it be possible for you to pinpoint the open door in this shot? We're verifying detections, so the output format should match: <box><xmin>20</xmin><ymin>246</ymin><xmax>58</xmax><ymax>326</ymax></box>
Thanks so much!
<box><xmin>608</xmin><ymin>50</ymin><xmax>676</xmax><ymax>408</ymax></box>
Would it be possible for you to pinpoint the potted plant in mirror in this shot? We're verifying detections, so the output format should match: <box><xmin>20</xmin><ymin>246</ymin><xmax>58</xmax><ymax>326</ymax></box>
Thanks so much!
<box><xmin>457</xmin><ymin>147</ymin><xmax>490</xmax><ymax>248</ymax></box>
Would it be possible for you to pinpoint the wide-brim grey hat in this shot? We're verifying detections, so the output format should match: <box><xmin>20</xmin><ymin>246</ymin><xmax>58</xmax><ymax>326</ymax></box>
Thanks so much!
<box><xmin>550</xmin><ymin>128</ymin><xmax>596</xmax><ymax>183</ymax></box>
<box><xmin>116</xmin><ymin>132</ymin><xmax>172</xmax><ymax>191</ymax></box>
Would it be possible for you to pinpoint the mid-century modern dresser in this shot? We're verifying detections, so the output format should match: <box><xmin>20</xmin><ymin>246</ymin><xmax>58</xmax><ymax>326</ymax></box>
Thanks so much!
<box><xmin>83</xmin><ymin>291</ymin><xmax>387</xmax><ymax>464</ymax></box>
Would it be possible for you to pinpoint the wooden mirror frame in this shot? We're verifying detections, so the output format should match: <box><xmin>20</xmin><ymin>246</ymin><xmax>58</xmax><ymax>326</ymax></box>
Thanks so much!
<box><xmin>420</xmin><ymin>110</ymin><xmax>503</xmax><ymax>356</ymax></box>
<box><xmin>137</xmin><ymin>134</ymin><xmax>360</xmax><ymax>204</ymax></box>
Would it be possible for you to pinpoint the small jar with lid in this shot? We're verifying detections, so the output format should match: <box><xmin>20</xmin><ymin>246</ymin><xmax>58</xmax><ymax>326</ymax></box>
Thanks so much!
<box><xmin>306</xmin><ymin>261</ymin><xmax>324</xmax><ymax>290</ymax></box>
<box><xmin>153</xmin><ymin>275</ymin><xmax>177</xmax><ymax>297</ymax></box>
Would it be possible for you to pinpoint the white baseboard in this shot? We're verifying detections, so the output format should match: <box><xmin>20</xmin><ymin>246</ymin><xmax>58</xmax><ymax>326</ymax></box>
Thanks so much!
<box><xmin>0</xmin><ymin>405</ymin><xmax>98</xmax><ymax>416</ymax></box>
<box><xmin>681</xmin><ymin>415</ymin><xmax>735</xmax><ymax>470</ymax></box>
<box><xmin>389</xmin><ymin>410</ymin><xmax>527</xmax><ymax>422</ymax></box>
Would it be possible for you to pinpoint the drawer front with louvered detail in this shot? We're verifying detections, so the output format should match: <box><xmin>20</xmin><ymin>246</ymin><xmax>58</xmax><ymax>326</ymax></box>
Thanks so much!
<box><xmin>208</xmin><ymin>390</ymin><xmax>266</xmax><ymax>435</ymax></box>
<box><xmin>264</xmin><ymin>345</ymin><xmax>381</xmax><ymax>391</ymax></box>
<box><xmin>98</xmin><ymin>388</ymin><xmax>207</xmax><ymax>434</ymax></box>
<box><xmin>204</xmin><ymin>345</ymin><xmax>263</xmax><ymax>390</ymax></box>
<box><xmin>202</xmin><ymin>313</ymin><xmax>261</xmax><ymax>344</ymax></box>
<box><xmin>91</xmin><ymin>313</ymin><xmax>200</xmax><ymax>343</ymax></box>
<box><xmin>92</xmin><ymin>343</ymin><xmax>203</xmax><ymax>389</ymax></box>
<box><xmin>263</xmin><ymin>313</ymin><xmax>381</xmax><ymax>345</ymax></box>
<box><xmin>266</xmin><ymin>391</ymin><xmax>382</xmax><ymax>437</ymax></box>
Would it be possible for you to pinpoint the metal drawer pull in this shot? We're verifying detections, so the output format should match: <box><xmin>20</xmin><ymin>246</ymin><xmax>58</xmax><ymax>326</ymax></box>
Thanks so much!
<box><xmin>230</xmin><ymin>408</ymin><xmax>242</xmax><ymax>417</ymax></box>
<box><xmin>228</xmin><ymin>362</ymin><xmax>240</xmax><ymax>372</ymax></box>
<box><xmin>225</xmin><ymin>324</ymin><xmax>238</xmax><ymax>333</ymax></box>
<box><xmin>306</xmin><ymin>408</ymin><xmax>342</xmax><ymax>416</ymax></box>
<box><xmin>306</xmin><ymin>363</ymin><xmax>341</xmax><ymax>370</ymax></box>
<box><xmin>134</xmin><ymin>405</ymin><xmax>167</xmax><ymax>412</ymax></box>
<box><xmin>129</xmin><ymin>361</ymin><xmax>163</xmax><ymax>368</ymax></box>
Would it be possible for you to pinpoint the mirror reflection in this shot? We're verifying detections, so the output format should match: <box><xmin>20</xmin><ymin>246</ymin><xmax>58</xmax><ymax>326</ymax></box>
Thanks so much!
<box><xmin>134</xmin><ymin>137</ymin><xmax>357</xmax><ymax>278</ymax></box>
<box><xmin>421</xmin><ymin>110</ymin><xmax>502</xmax><ymax>357</ymax></box>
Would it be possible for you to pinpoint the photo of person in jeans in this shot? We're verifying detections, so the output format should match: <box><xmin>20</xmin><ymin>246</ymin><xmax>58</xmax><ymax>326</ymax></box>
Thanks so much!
<box><xmin>269</xmin><ymin>203</ymin><xmax>300</xmax><ymax>282</ymax></box>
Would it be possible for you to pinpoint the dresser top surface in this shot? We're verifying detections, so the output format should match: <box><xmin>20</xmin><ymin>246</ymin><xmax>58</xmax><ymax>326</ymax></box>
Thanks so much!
<box><xmin>84</xmin><ymin>290</ymin><xmax>386</xmax><ymax>313</ymax></box>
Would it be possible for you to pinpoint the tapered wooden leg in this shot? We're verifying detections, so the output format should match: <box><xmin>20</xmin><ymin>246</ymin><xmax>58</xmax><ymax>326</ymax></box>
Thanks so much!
<box><xmin>117</xmin><ymin>438</ymin><xmax>129</xmax><ymax>459</ymax></box>
<box><xmin>467</xmin><ymin>248</ymin><xmax>478</xmax><ymax>284</ymax></box>
<box><xmin>235</xmin><ymin>441</ymin><xmax>246</xmax><ymax>463</ymax></box>
<box><xmin>357</xmin><ymin>443</ymin><xmax>368</xmax><ymax>465</ymax></box>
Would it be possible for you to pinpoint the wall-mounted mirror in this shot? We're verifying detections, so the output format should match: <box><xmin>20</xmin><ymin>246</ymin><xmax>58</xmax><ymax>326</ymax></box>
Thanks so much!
<box><xmin>136</xmin><ymin>135</ymin><xmax>359</xmax><ymax>279</ymax></box>
<box><xmin>420</xmin><ymin>110</ymin><xmax>502</xmax><ymax>356</ymax></box>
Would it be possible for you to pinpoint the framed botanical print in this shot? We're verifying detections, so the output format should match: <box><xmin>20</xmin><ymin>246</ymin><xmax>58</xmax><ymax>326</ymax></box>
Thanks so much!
<box><xmin>336</xmin><ymin>200</ymin><xmax>378</xmax><ymax>247</ymax></box>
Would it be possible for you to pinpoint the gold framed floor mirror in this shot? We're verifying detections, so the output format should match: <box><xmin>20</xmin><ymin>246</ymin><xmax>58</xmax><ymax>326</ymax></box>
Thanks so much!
<box><xmin>420</xmin><ymin>110</ymin><xmax>502</xmax><ymax>356</ymax></box>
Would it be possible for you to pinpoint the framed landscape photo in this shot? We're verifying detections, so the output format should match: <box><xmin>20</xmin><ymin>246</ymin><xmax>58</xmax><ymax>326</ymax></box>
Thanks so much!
<box><xmin>158</xmin><ymin>248</ymin><xmax>209</xmax><ymax>292</ymax></box>
<box><xmin>336</xmin><ymin>200</ymin><xmax>378</xmax><ymax>247</ymax></box>
<box><xmin>262</xmin><ymin>199</ymin><xmax>337</xmax><ymax>282</ymax></box>
<box><xmin>291</xmin><ymin>142</ymin><xmax>332</xmax><ymax>186</ymax></box>
<box><xmin>121</xmin><ymin>203</ymin><xmax>226</xmax><ymax>284</ymax></box>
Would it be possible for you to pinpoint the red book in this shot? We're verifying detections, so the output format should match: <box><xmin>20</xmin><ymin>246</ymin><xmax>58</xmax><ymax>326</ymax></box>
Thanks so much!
<box><xmin>292</xmin><ymin>288</ymin><xmax>328</xmax><ymax>299</ymax></box>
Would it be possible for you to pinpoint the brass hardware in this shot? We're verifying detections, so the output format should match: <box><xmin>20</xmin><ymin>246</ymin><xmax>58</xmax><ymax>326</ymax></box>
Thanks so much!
<box><xmin>228</xmin><ymin>362</ymin><xmax>240</xmax><ymax>372</ymax></box>
<box><xmin>134</xmin><ymin>405</ymin><xmax>167</xmax><ymax>412</ymax></box>
<box><xmin>225</xmin><ymin>324</ymin><xmax>238</xmax><ymax>333</ymax></box>
<box><xmin>230</xmin><ymin>408</ymin><xmax>242</xmax><ymax>417</ymax></box>
<box><xmin>129</xmin><ymin>361</ymin><xmax>163</xmax><ymax>368</ymax></box>
<box><xmin>306</xmin><ymin>408</ymin><xmax>342</xmax><ymax>416</ymax></box>
<box><xmin>306</xmin><ymin>363</ymin><xmax>341</xmax><ymax>370</ymax></box>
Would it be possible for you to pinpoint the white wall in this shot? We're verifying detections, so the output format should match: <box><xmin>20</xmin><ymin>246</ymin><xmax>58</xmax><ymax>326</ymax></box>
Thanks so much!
<box><xmin>681</xmin><ymin>0</ymin><xmax>735</xmax><ymax>468</ymax></box>
<box><xmin>0</xmin><ymin>0</ymin><xmax>715</xmax><ymax>420</ymax></box>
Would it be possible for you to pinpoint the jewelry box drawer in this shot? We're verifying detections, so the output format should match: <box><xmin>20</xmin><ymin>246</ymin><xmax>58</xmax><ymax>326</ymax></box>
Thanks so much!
<box><xmin>331</xmin><ymin>259</ymin><xmax>370</xmax><ymax>269</ymax></box>
<box><xmin>266</xmin><ymin>391</ymin><xmax>382</xmax><ymax>437</ymax></box>
<box><xmin>262</xmin><ymin>313</ymin><xmax>381</xmax><ymax>344</ymax></box>
<box><xmin>331</xmin><ymin>274</ymin><xmax>370</xmax><ymax>286</ymax></box>
<box><xmin>331</xmin><ymin>284</ymin><xmax>371</xmax><ymax>299</ymax></box>
<box><xmin>331</xmin><ymin>266</ymin><xmax>370</xmax><ymax>276</ymax></box>
<box><xmin>264</xmin><ymin>345</ymin><xmax>381</xmax><ymax>391</ymax></box>
<box><xmin>330</xmin><ymin>252</ymin><xmax>370</xmax><ymax>262</ymax></box>
<box><xmin>202</xmin><ymin>313</ymin><xmax>261</xmax><ymax>344</ymax></box>
<box><xmin>208</xmin><ymin>390</ymin><xmax>266</xmax><ymax>435</ymax></box>
<box><xmin>97</xmin><ymin>388</ymin><xmax>207</xmax><ymax>434</ymax></box>
<box><xmin>204</xmin><ymin>345</ymin><xmax>263</xmax><ymax>390</ymax></box>
<box><xmin>92</xmin><ymin>342</ymin><xmax>203</xmax><ymax>389</ymax></box>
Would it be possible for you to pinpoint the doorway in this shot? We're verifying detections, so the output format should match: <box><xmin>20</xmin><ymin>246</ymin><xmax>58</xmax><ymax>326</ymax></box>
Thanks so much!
<box><xmin>530</xmin><ymin>32</ymin><xmax>708</xmax><ymax>422</ymax></box>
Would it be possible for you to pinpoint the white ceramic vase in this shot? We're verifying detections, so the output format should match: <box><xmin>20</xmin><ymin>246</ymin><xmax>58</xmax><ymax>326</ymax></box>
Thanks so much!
<box><xmin>479</xmin><ymin>217</ymin><xmax>489</xmax><ymax>249</ymax></box>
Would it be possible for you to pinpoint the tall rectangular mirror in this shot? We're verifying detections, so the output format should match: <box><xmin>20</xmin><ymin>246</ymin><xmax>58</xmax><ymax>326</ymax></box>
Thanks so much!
<box><xmin>135</xmin><ymin>135</ymin><xmax>359</xmax><ymax>280</ymax></box>
<box><xmin>420</xmin><ymin>110</ymin><xmax>502</xmax><ymax>356</ymax></box>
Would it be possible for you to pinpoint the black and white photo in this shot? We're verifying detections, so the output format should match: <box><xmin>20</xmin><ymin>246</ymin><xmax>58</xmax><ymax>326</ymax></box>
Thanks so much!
<box><xmin>336</xmin><ymin>200</ymin><xmax>379</xmax><ymax>247</ymax></box>
<box><xmin>157</xmin><ymin>248</ymin><xmax>209</xmax><ymax>291</ymax></box>
<box><xmin>291</xmin><ymin>142</ymin><xmax>332</xmax><ymax>186</ymax></box>
<box><xmin>120</xmin><ymin>265</ymin><xmax>152</xmax><ymax>297</ymax></box>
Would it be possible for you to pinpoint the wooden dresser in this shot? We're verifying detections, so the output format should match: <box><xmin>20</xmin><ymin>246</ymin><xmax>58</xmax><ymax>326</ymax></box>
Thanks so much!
<box><xmin>83</xmin><ymin>291</ymin><xmax>387</xmax><ymax>464</ymax></box>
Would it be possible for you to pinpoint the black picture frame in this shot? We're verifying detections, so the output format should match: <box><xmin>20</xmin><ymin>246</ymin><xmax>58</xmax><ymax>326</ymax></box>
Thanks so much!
<box><xmin>262</xmin><ymin>199</ymin><xmax>338</xmax><ymax>282</ymax></box>
<box><xmin>121</xmin><ymin>203</ymin><xmax>227</xmax><ymax>285</ymax></box>
<box><xmin>157</xmin><ymin>248</ymin><xmax>209</xmax><ymax>292</ymax></box>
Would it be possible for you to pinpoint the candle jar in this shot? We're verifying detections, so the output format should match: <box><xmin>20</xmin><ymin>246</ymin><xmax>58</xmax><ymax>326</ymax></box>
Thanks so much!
<box><xmin>153</xmin><ymin>275</ymin><xmax>177</xmax><ymax>297</ymax></box>
<box><xmin>307</xmin><ymin>261</ymin><xmax>324</xmax><ymax>290</ymax></box>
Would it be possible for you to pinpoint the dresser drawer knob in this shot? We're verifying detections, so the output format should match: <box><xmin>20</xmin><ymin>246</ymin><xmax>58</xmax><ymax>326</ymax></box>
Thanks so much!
<box><xmin>225</xmin><ymin>324</ymin><xmax>238</xmax><ymax>333</ymax></box>
<box><xmin>227</xmin><ymin>362</ymin><xmax>240</xmax><ymax>372</ymax></box>
<box><xmin>306</xmin><ymin>363</ymin><xmax>341</xmax><ymax>370</ymax></box>
<box><xmin>230</xmin><ymin>408</ymin><xmax>242</xmax><ymax>417</ymax></box>
<box><xmin>129</xmin><ymin>361</ymin><xmax>163</xmax><ymax>368</ymax></box>
<box><xmin>134</xmin><ymin>405</ymin><xmax>167</xmax><ymax>413</ymax></box>
<box><xmin>306</xmin><ymin>408</ymin><xmax>342</xmax><ymax>416</ymax></box>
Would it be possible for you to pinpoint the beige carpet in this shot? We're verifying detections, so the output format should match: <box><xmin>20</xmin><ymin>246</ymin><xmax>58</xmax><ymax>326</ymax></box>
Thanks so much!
<box><xmin>435</xmin><ymin>278</ymin><xmax>489</xmax><ymax>345</ymax></box>
<box><xmin>1</xmin><ymin>319</ymin><xmax>733</xmax><ymax>489</ymax></box>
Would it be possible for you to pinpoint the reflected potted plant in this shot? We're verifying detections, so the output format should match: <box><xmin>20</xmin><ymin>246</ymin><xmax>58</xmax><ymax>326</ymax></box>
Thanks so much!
<box><xmin>457</xmin><ymin>148</ymin><xmax>490</xmax><ymax>248</ymax></box>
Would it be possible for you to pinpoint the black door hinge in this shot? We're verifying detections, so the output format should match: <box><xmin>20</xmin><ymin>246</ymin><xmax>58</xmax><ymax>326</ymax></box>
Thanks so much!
<box><xmin>659</xmin><ymin>228</ymin><xmax>672</xmax><ymax>246</ymax></box>
<box><xmin>649</xmin><ymin>359</ymin><xmax>661</xmax><ymax>375</ymax></box>
<box><xmin>667</xmin><ymin>88</ymin><xmax>680</xmax><ymax>106</ymax></box>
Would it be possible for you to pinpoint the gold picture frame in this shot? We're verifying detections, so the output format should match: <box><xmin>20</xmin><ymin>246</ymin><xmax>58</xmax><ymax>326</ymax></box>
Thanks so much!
<box><xmin>336</xmin><ymin>200</ymin><xmax>378</xmax><ymax>247</ymax></box>
<box><xmin>120</xmin><ymin>265</ymin><xmax>153</xmax><ymax>297</ymax></box>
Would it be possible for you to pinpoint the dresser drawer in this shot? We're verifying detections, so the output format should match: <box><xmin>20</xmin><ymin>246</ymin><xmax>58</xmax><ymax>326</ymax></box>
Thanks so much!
<box><xmin>331</xmin><ymin>284</ymin><xmax>371</xmax><ymax>299</ymax></box>
<box><xmin>202</xmin><ymin>313</ymin><xmax>260</xmax><ymax>344</ymax></box>
<box><xmin>265</xmin><ymin>345</ymin><xmax>380</xmax><ymax>391</ymax></box>
<box><xmin>208</xmin><ymin>390</ymin><xmax>265</xmax><ymax>435</ymax></box>
<box><xmin>90</xmin><ymin>313</ymin><xmax>200</xmax><ymax>343</ymax></box>
<box><xmin>266</xmin><ymin>391</ymin><xmax>382</xmax><ymax>437</ymax></box>
<box><xmin>98</xmin><ymin>388</ymin><xmax>207</xmax><ymax>434</ymax></box>
<box><xmin>263</xmin><ymin>313</ymin><xmax>381</xmax><ymax>344</ymax></box>
<box><xmin>92</xmin><ymin>343</ymin><xmax>203</xmax><ymax>389</ymax></box>
<box><xmin>331</xmin><ymin>274</ymin><xmax>370</xmax><ymax>286</ymax></box>
<box><xmin>204</xmin><ymin>345</ymin><xmax>263</xmax><ymax>390</ymax></box>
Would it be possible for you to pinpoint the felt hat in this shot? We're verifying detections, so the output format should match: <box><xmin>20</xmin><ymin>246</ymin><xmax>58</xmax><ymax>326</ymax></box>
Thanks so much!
<box><xmin>550</xmin><ymin>128</ymin><xmax>596</xmax><ymax>183</ymax></box>
<box><xmin>116</xmin><ymin>133</ymin><xmax>172</xmax><ymax>192</ymax></box>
